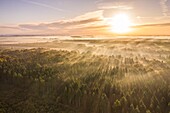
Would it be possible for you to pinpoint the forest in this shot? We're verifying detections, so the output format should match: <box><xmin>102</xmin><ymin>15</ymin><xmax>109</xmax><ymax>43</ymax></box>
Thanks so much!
<box><xmin>0</xmin><ymin>48</ymin><xmax>169</xmax><ymax>113</ymax></box>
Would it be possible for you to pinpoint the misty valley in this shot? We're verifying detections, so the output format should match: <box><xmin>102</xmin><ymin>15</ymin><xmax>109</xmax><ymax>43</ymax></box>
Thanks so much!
<box><xmin>0</xmin><ymin>37</ymin><xmax>169</xmax><ymax>113</ymax></box>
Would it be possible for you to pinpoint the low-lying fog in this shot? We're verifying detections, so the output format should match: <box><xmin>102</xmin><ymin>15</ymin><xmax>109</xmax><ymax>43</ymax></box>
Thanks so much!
<box><xmin>0</xmin><ymin>36</ymin><xmax>170</xmax><ymax>61</ymax></box>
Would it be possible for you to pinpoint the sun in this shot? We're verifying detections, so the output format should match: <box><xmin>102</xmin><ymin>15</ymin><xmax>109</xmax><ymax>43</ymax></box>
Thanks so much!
<box><xmin>111</xmin><ymin>13</ymin><xmax>132</xmax><ymax>34</ymax></box>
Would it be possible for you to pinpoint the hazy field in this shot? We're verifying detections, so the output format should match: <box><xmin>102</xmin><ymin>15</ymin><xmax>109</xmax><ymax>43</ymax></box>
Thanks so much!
<box><xmin>0</xmin><ymin>36</ymin><xmax>170</xmax><ymax>113</ymax></box>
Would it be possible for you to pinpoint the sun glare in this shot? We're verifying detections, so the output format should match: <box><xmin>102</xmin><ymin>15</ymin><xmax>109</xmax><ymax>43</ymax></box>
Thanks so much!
<box><xmin>111</xmin><ymin>13</ymin><xmax>132</xmax><ymax>34</ymax></box>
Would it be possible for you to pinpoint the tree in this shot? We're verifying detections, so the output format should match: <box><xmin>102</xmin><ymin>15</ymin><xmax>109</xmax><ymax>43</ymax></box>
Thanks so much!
<box><xmin>114</xmin><ymin>99</ymin><xmax>121</xmax><ymax>107</ymax></box>
<box><xmin>146</xmin><ymin>110</ymin><xmax>151</xmax><ymax>113</ymax></box>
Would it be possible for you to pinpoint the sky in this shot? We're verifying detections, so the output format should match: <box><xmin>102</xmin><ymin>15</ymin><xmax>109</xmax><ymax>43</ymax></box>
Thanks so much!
<box><xmin>0</xmin><ymin>0</ymin><xmax>170</xmax><ymax>35</ymax></box>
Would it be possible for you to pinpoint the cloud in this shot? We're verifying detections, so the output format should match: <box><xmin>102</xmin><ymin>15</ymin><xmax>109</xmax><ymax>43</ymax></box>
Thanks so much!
<box><xmin>20</xmin><ymin>0</ymin><xmax>65</xmax><ymax>12</ymax></box>
<box><xmin>18</xmin><ymin>17</ymin><xmax>102</xmax><ymax>31</ymax></box>
<box><xmin>0</xmin><ymin>26</ymin><xmax>21</xmax><ymax>30</ymax></box>
<box><xmin>12</xmin><ymin>10</ymin><xmax>105</xmax><ymax>35</ymax></box>
<box><xmin>99</xmin><ymin>5</ymin><xmax>133</xmax><ymax>10</ymax></box>
<box><xmin>97</xmin><ymin>0</ymin><xmax>133</xmax><ymax>9</ymax></box>
<box><xmin>18</xmin><ymin>11</ymin><xmax>102</xmax><ymax>31</ymax></box>
<box><xmin>133</xmin><ymin>22</ymin><xmax>170</xmax><ymax>28</ymax></box>
<box><xmin>160</xmin><ymin>0</ymin><xmax>169</xmax><ymax>16</ymax></box>
<box><xmin>47</xmin><ymin>18</ymin><xmax>102</xmax><ymax>28</ymax></box>
<box><xmin>0</xmin><ymin>26</ymin><xmax>30</xmax><ymax>35</ymax></box>
<box><xmin>19</xmin><ymin>24</ymin><xmax>49</xmax><ymax>30</ymax></box>
<box><xmin>96</xmin><ymin>0</ymin><xmax>133</xmax><ymax>18</ymax></box>
<box><xmin>73</xmin><ymin>10</ymin><xmax>104</xmax><ymax>20</ymax></box>
<box><xmin>78</xmin><ymin>25</ymin><xmax>109</xmax><ymax>30</ymax></box>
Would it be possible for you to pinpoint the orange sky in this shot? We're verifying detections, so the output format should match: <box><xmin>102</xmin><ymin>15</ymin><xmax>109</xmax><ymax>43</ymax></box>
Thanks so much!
<box><xmin>1</xmin><ymin>0</ymin><xmax>170</xmax><ymax>36</ymax></box>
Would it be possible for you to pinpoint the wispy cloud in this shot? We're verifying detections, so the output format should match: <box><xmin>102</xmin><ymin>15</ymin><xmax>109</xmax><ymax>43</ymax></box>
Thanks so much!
<box><xmin>18</xmin><ymin>10</ymin><xmax>104</xmax><ymax>30</ymax></box>
<box><xmin>99</xmin><ymin>5</ymin><xmax>133</xmax><ymax>10</ymax></box>
<box><xmin>20</xmin><ymin>0</ymin><xmax>65</xmax><ymax>12</ymax></box>
<box><xmin>133</xmin><ymin>22</ymin><xmax>170</xmax><ymax>28</ymax></box>
<box><xmin>78</xmin><ymin>25</ymin><xmax>109</xmax><ymax>30</ymax></box>
<box><xmin>19</xmin><ymin>24</ymin><xmax>48</xmax><ymax>30</ymax></box>
<box><xmin>160</xmin><ymin>0</ymin><xmax>169</xmax><ymax>16</ymax></box>
<box><xmin>47</xmin><ymin>18</ymin><xmax>102</xmax><ymax>28</ymax></box>
<box><xmin>97</xmin><ymin>0</ymin><xmax>133</xmax><ymax>10</ymax></box>
<box><xmin>18</xmin><ymin>17</ymin><xmax>102</xmax><ymax>31</ymax></box>
<box><xmin>0</xmin><ymin>26</ymin><xmax>23</xmax><ymax>30</ymax></box>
